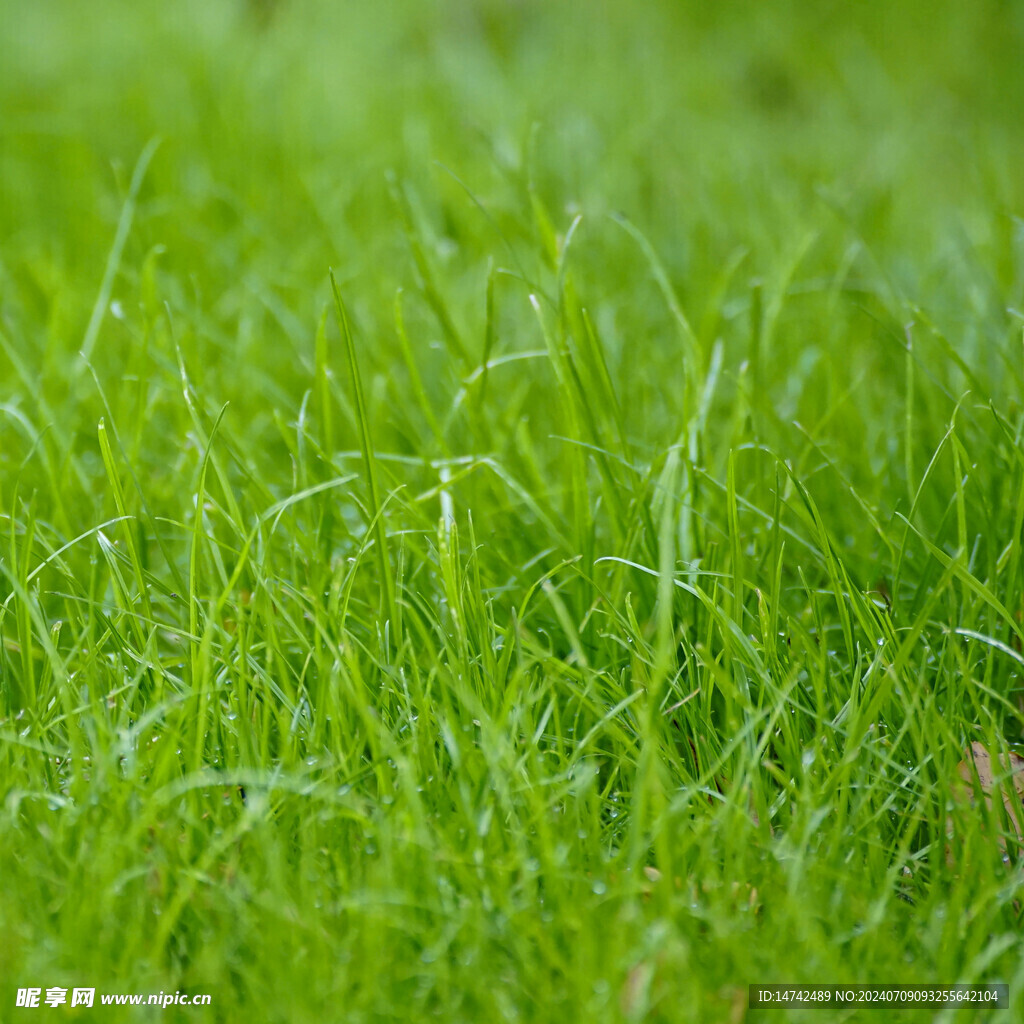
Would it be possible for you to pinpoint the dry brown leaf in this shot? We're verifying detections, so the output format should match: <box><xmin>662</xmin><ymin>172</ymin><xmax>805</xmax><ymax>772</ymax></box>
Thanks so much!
<box><xmin>620</xmin><ymin>961</ymin><xmax>654</xmax><ymax>1020</ymax></box>
<box><xmin>950</xmin><ymin>741</ymin><xmax>1024</xmax><ymax>855</ymax></box>
<box><xmin>729</xmin><ymin>984</ymin><xmax>748</xmax><ymax>1024</ymax></box>
<box><xmin>639</xmin><ymin>866</ymin><xmax>661</xmax><ymax>903</ymax></box>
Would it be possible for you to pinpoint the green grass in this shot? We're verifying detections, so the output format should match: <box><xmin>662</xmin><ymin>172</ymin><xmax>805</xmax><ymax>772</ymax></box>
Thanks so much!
<box><xmin>2</xmin><ymin>1</ymin><xmax>1024</xmax><ymax>1020</ymax></box>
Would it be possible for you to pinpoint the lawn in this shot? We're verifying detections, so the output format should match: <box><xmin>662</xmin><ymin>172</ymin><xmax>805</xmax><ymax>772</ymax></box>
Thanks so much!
<box><xmin>1</xmin><ymin>1</ymin><xmax>1024</xmax><ymax>1021</ymax></box>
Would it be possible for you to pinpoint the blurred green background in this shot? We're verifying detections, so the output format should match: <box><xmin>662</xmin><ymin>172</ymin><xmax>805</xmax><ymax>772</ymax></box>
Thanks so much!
<box><xmin>2</xmin><ymin>0</ymin><xmax>1023</xmax><ymax>558</ymax></box>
